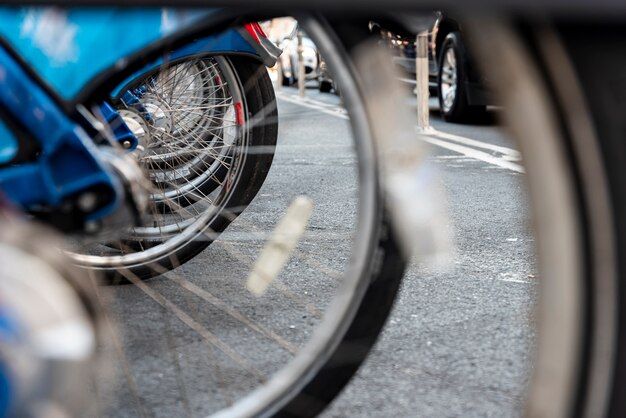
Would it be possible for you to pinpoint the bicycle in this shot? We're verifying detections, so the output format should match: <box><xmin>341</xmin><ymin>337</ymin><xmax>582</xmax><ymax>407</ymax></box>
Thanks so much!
<box><xmin>0</xmin><ymin>216</ymin><xmax>104</xmax><ymax>418</ymax></box>
<box><xmin>0</xmin><ymin>8</ymin><xmax>283</xmax><ymax>280</ymax></box>
<box><xmin>0</xmin><ymin>7</ymin><xmax>408</xmax><ymax>417</ymax></box>
<box><xmin>5</xmin><ymin>2</ymin><xmax>626</xmax><ymax>416</ymax></box>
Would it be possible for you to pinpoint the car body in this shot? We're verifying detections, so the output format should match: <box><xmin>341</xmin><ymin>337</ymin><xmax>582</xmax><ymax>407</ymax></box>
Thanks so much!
<box><xmin>279</xmin><ymin>33</ymin><xmax>320</xmax><ymax>85</ymax></box>
<box><xmin>317</xmin><ymin>56</ymin><xmax>337</xmax><ymax>93</ymax></box>
<box><xmin>430</xmin><ymin>14</ymin><xmax>490</xmax><ymax>116</ymax></box>
<box><xmin>371</xmin><ymin>13</ymin><xmax>491</xmax><ymax>122</ymax></box>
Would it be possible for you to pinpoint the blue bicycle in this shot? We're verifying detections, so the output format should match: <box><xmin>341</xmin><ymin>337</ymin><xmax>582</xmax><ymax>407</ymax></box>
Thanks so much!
<box><xmin>0</xmin><ymin>9</ymin><xmax>281</xmax><ymax>280</ymax></box>
<box><xmin>0</xmin><ymin>7</ymin><xmax>407</xmax><ymax>418</ymax></box>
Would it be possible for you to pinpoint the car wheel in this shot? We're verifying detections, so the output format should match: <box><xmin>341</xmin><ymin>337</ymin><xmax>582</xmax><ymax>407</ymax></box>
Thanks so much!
<box><xmin>319</xmin><ymin>80</ymin><xmax>333</xmax><ymax>93</ymax></box>
<box><xmin>281</xmin><ymin>63</ymin><xmax>291</xmax><ymax>86</ymax></box>
<box><xmin>437</xmin><ymin>31</ymin><xmax>486</xmax><ymax>123</ymax></box>
<box><xmin>289</xmin><ymin>57</ymin><xmax>298</xmax><ymax>85</ymax></box>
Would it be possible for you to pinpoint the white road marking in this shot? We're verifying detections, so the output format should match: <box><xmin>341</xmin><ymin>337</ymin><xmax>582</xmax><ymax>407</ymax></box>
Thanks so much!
<box><xmin>432</xmin><ymin>155</ymin><xmax>466</xmax><ymax>159</ymax></box>
<box><xmin>421</xmin><ymin>136</ymin><xmax>525</xmax><ymax>173</ymax></box>
<box><xmin>277</xmin><ymin>92</ymin><xmax>525</xmax><ymax>174</ymax></box>
<box><xmin>499</xmin><ymin>277</ymin><xmax>532</xmax><ymax>284</ymax></box>
<box><xmin>277</xmin><ymin>92</ymin><xmax>349</xmax><ymax>120</ymax></box>
<box><xmin>430</xmin><ymin>130</ymin><xmax>520</xmax><ymax>159</ymax></box>
<box><xmin>397</xmin><ymin>77</ymin><xmax>417</xmax><ymax>85</ymax></box>
<box><xmin>498</xmin><ymin>272</ymin><xmax>533</xmax><ymax>284</ymax></box>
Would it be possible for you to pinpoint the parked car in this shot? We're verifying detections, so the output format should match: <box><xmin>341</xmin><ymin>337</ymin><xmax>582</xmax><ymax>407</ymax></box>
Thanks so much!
<box><xmin>317</xmin><ymin>56</ymin><xmax>337</xmax><ymax>93</ymax></box>
<box><xmin>430</xmin><ymin>14</ymin><xmax>490</xmax><ymax>122</ymax></box>
<box><xmin>370</xmin><ymin>14</ymin><xmax>490</xmax><ymax>123</ymax></box>
<box><xmin>279</xmin><ymin>32</ymin><xmax>320</xmax><ymax>86</ymax></box>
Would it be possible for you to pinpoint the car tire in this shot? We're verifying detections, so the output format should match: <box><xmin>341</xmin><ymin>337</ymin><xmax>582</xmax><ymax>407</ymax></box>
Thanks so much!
<box><xmin>289</xmin><ymin>57</ymin><xmax>298</xmax><ymax>85</ymax></box>
<box><xmin>319</xmin><ymin>80</ymin><xmax>333</xmax><ymax>93</ymax></box>
<box><xmin>437</xmin><ymin>32</ymin><xmax>486</xmax><ymax>123</ymax></box>
<box><xmin>281</xmin><ymin>65</ymin><xmax>291</xmax><ymax>86</ymax></box>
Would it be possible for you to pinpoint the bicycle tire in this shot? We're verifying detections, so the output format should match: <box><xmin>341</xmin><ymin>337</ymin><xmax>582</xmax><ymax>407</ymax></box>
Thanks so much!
<box><xmin>54</xmin><ymin>13</ymin><xmax>408</xmax><ymax>418</ymax></box>
<box><xmin>67</xmin><ymin>56</ymin><xmax>279</xmax><ymax>281</ymax></box>
<box><xmin>85</xmin><ymin>11</ymin><xmax>626</xmax><ymax>418</ymax></box>
<box><xmin>537</xmin><ymin>23</ymin><xmax>626</xmax><ymax>418</ymax></box>
<box><xmin>466</xmin><ymin>18</ymin><xmax>623</xmax><ymax>418</ymax></box>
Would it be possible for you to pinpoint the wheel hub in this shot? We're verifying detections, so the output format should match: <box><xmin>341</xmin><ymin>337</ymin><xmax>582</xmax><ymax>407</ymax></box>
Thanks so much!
<box><xmin>119</xmin><ymin>94</ymin><xmax>176</xmax><ymax>155</ymax></box>
<box><xmin>119</xmin><ymin>108</ymin><xmax>151</xmax><ymax>152</ymax></box>
<box><xmin>141</xmin><ymin>95</ymin><xmax>174</xmax><ymax>143</ymax></box>
<box><xmin>441</xmin><ymin>48</ymin><xmax>458</xmax><ymax>112</ymax></box>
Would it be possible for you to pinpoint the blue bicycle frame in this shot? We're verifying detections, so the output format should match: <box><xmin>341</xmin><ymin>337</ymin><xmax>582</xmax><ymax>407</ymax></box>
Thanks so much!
<box><xmin>0</xmin><ymin>7</ymin><xmax>279</xmax><ymax>227</ymax></box>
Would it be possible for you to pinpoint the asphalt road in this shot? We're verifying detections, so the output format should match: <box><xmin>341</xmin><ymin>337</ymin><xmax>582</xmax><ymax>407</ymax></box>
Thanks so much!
<box><xmin>93</xmin><ymin>84</ymin><xmax>536</xmax><ymax>418</ymax></box>
<box><xmin>275</xmin><ymin>86</ymin><xmax>536</xmax><ymax>418</ymax></box>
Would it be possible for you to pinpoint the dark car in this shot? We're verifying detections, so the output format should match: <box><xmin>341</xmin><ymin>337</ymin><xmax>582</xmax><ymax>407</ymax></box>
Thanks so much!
<box><xmin>317</xmin><ymin>56</ymin><xmax>337</xmax><ymax>93</ymax></box>
<box><xmin>430</xmin><ymin>14</ymin><xmax>490</xmax><ymax>122</ymax></box>
<box><xmin>371</xmin><ymin>14</ymin><xmax>490</xmax><ymax>123</ymax></box>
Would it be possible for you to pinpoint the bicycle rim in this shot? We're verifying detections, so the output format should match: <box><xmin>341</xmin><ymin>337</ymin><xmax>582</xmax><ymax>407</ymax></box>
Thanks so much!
<box><xmin>468</xmin><ymin>18</ymin><xmax>617</xmax><ymax>418</ymax></box>
<box><xmin>65</xmin><ymin>55</ymin><xmax>249</xmax><ymax>269</ymax></box>
<box><xmin>63</xmin><ymin>15</ymin><xmax>406</xmax><ymax>418</ymax></box>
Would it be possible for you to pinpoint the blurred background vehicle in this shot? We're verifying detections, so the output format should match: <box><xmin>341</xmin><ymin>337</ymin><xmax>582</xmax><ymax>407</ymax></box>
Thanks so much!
<box><xmin>267</xmin><ymin>18</ymin><xmax>337</xmax><ymax>93</ymax></box>
<box><xmin>317</xmin><ymin>56</ymin><xmax>337</xmax><ymax>93</ymax></box>
<box><xmin>370</xmin><ymin>13</ymin><xmax>491</xmax><ymax>123</ymax></box>
<box><xmin>279</xmin><ymin>31</ymin><xmax>320</xmax><ymax>86</ymax></box>
<box><xmin>431</xmin><ymin>13</ymin><xmax>490</xmax><ymax>122</ymax></box>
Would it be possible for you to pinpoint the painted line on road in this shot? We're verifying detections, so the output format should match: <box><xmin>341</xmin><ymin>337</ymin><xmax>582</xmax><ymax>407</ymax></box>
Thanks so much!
<box><xmin>499</xmin><ymin>277</ymin><xmax>532</xmax><ymax>284</ymax></box>
<box><xmin>430</xmin><ymin>130</ymin><xmax>520</xmax><ymax>159</ymax></box>
<box><xmin>421</xmin><ymin>136</ymin><xmax>525</xmax><ymax>173</ymax></box>
<box><xmin>397</xmin><ymin>77</ymin><xmax>417</xmax><ymax>85</ymax></box>
<box><xmin>277</xmin><ymin>92</ymin><xmax>349</xmax><ymax>120</ymax></box>
<box><xmin>277</xmin><ymin>92</ymin><xmax>525</xmax><ymax>174</ymax></box>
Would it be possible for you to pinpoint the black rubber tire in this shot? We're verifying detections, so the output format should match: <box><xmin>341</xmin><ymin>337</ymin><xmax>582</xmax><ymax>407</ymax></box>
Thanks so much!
<box><xmin>554</xmin><ymin>23</ymin><xmax>626</xmax><ymax>418</ymax></box>
<box><xmin>105</xmin><ymin>56</ymin><xmax>278</xmax><ymax>281</ymax></box>
<box><xmin>279</xmin><ymin>213</ymin><xmax>405</xmax><ymax>418</ymax></box>
<box><xmin>470</xmin><ymin>20</ymin><xmax>626</xmax><ymax>418</ymax></box>
<box><xmin>319</xmin><ymin>80</ymin><xmax>333</xmax><ymax>93</ymax></box>
<box><xmin>288</xmin><ymin>58</ymin><xmax>298</xmax><ymax>86</ymax></box>
<box><xmin>437</xmin><ymin>32</ymin><xmax>486</xmax><ymax>123</ymax></box>
<box><xmin>281</xmin><ymin>61</ymin><xmax>291</xmax><ymax>86</ymax></box>
<box><xmin>70</xmin><ymin>15</ymin><xmax>407</xmax><ymax>418</ymax></box>
<box><xmin>261</xmin><ymin>18</ymin><xmax>407</xmax><ymax>418</ymax></box>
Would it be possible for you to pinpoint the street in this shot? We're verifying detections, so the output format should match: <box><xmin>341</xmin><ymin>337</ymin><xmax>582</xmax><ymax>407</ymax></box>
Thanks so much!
<box><xmin>279</xmin><ymin>86</ymin><xmax>536</xmax><ymax>418</ymax></box>
<box><xmin>95</xmin><ymin>84</ymin><xmax>536</xmax><ymax>418</ymax></box>
<box><xmin>310</xmin><ymin>91</ymin><xmax>536</xmax><ymax>417</ymax></box>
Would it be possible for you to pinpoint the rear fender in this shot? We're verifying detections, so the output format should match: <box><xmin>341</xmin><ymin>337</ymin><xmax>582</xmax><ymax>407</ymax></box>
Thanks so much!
<box><xmin>111</xmin><ymin>24</ymin><xmax>281</xmax><ymax>98</ymax></box>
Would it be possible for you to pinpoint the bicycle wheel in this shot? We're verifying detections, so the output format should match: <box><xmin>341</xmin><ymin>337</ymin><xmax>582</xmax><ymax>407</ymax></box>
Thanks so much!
<box><xmin>0</xmin><ymin>218</ymin><xmax>105</xmax><ymax>418</ymax></box>
<box><xmin>117</xmin><ymin>56</ymin><xmax>241</xmax><ymax>210</ymax></box>
<box><xmin>60</xmin><ymin>10</ymin><xmax>626</xmax><ymax>418</ymax></box>
<box><xmin>66</xmin><ymin>55</ymin><xmax>278</xmax><ymax>280</ymax></box>
<box><xmin>464</xmin><ymin>18</ymin><xmax>626</xmax><ymax>418</ymax></box>
<box><xmin>25</xmin><ymin>12</ymin><xmax>410</xmax><ymax>418</ymax></box>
